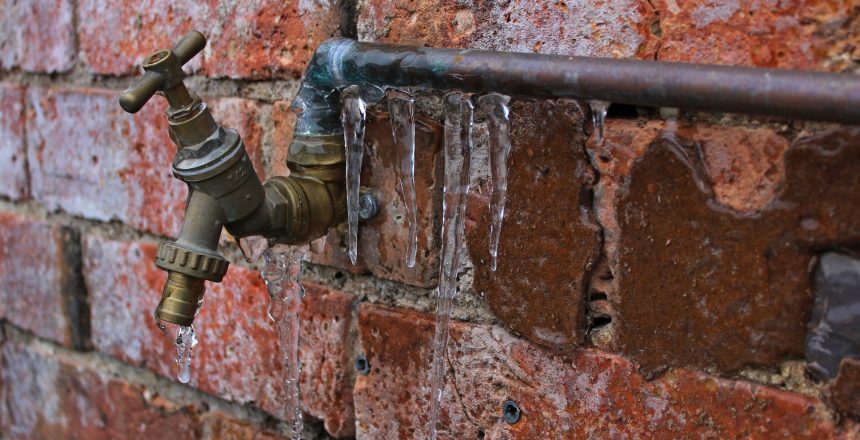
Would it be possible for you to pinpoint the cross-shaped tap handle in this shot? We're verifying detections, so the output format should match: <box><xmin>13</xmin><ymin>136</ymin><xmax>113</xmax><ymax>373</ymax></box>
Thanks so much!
<box><xmin>119</xmin><ymin>31</ymin><xmax>207</xmax><ymax>114</ymax></box>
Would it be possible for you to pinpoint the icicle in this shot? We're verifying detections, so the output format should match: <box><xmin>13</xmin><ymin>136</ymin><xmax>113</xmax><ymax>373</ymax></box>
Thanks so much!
<box><xmin>589</xmin><ymin>100</ymin><xmax>610</xmax><ymax>145</ymax></box>
<box><xmin>341</xmin><ymin>85</ymin><xmax>367</xmax><ymax>265</ymax></box>
<box><xmin>309</xmin><ymin>235</ymin><xmax>327</xmax><ymax>254</ymax></box>
<box><xmin>156</xmin><ymin>319</ymin><xmax>198</xmax><ymax>384</ymax></box>
<box><xmin>478</xmin><ymin>93</ymin><xmax>512</xmax><ymax>272</ymax></box>
<box><xmin>428</xmin><ymin>91</ymin><xmax>474</xmax><ymax>440</ymax></box>
<box><xmin>263</xmin><ymin>244</ymin><xmax>309</xmax><ymax>440</ymax></box>
<box><xmin>386</xmin><ymin>88</ymin><xmax>419</xmax><ymax>268</ymax></box>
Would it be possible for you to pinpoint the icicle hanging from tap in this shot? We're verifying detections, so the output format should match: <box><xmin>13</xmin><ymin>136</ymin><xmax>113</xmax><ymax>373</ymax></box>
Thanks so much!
<box><xmin>478</xmin><ymin>93</ymin><xmax>512</xmax><ymax>272</ymax></box>
<box><xmin>588</xmin><ymin>100</ymin><xmax>610</xmax><ymax>145</ymax></box>
<box><xmin>386</xmin><ymin>88</ymin><xmax>419</xmax><ymax>268</ymax></box>
<box><xmin>263</xmin><ymin>244</ymin><xmax>309</xmax><ymax>440</ymax></box>
<box><xmin>156</xmin><ymin>319</ymin><xmax>199</xmax><ymax>384</ymax></box>
<box><xmin>341</xmin><ymin>85</ymin><xmax>367</xmax><ymax>265</ymax></box>
<box><xmin>428</xmin><ymin>91</ymin><xmax>474</xmax><ymax>440</ymax></box>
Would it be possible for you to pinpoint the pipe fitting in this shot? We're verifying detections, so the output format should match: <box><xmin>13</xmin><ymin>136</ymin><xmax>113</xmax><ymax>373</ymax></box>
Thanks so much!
<box><xmin>120</xmin><ymin>32</ymin><xmax>346</xmax><ymax>328</ymax></box>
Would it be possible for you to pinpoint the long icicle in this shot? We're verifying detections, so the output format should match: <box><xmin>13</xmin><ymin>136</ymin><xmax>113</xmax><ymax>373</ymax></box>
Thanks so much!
<box><xmin>428</xmin><ymin>91</ymin><xmax>474</xmax><ymax>440</ymax></box>
<box><xmin>263</xmin><ymin>244</ymin><xmax>309</xmax><ymax>440</ymax></box>
<box><xmin>386</xmin><ymin>88</ymin><xmax>419</xmax><ymax>267</ymax></box>
<box><xmin>478</xmin><ymin>93</ymin><xmax>512</xmax><ymax>272</ymax></box>
<box><xmin>341</xmin><ymin>85</ymin><xmax>367</xmax><ymax>265</ymax></box>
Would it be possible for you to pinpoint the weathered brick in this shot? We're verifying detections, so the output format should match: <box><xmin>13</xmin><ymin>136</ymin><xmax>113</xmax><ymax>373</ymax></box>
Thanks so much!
<box><xmin>78</xmin><ymin>0</ymin><xmax>342</xmax><ymax>78</ymax></box>
<box><xmin>0</xmin><ymin>212</ymin><xmax>86</xmax><ymax>348</ymax></box>
<box><xmin>270</xmin><ymin>101</ymin><xmax>295</xmax><ymax>178</ymax></box>
<box><xmin>26</xmin><ymin>87</ymin><xmax>264</xmax><ymax>237</ymax></box>
<box><xmin>358</xmin><ymin>0</ymin><xmax>659</xmax><ymax>58</ymax></box>
<box><xmin>309</xmin><ymin>111</ymin><xmax>444</xmax><ymax>288</ymax></box>
<box><xmin>202</xmin><ymin>412</ymin><xmax>286</xmax><ymax>440</ymax></box>
<box><xmin>654</xmin><ymin>0</ymin><xmax>859</xmax><ymax>71</ymax></box>
<box><xmin>0</xmin><ymin>0</ymin><xmax>75</xmax><ymax>73</ymax></box>
<box><xmin>0</xmin><ymin>84</ymin><xmax>28</xmax><ymax>200</ymax></box>
<box><xmin>355</xmin><ymin>303</ymin><xmax>859</xmax><ymax>439</ymax></box>
<box><xmin>593</xmin><ymin>120</ymin><xmax>860</xmax><ymax>373</ymax></box>
<box><xmin>0</xmin><ymin>340</ymin><xmax>202</xmax><ymax>439</ymax></box>
<box><xmin>82</xmin><ymin>235</ymin><xmax>356</xmax><ymax>437</ymax></box>
<box><xmin>827</xmin><ymin>357</ymin><xmax>860</xmax><ymax>420</ymax></box>
<box><xmin>465</xmin><ymin>100</ymin><xmax>600</xmax><ymax>350</ymax></box>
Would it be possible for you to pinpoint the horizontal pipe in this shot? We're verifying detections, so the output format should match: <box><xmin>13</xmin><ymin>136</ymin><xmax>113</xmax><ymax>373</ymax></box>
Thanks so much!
<box><xmin>293</xmin><ymin>38</ymin><xmax>860</xmax><ymax>135</ymax></box>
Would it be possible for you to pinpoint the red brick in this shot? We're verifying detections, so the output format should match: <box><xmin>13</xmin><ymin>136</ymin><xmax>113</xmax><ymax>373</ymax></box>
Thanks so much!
<box><xmin>355</xmin><ymin>303</ymin><xmax>859</xmax><ymax>439</ymax></box>
<box><xmin>270</xmin><ymin>101</ymin><xmax>295</xmax><ymax>178</ymax></box>
<box><xmin>82</xmin><ymin>235</ymin><xmax>356</xmax><ymax>437</ymax></box>
<box><xmin>0</xmin><ymin>212</ymin><xmax>85</xmax><ymax>347</ymax></box>
<box><xmin>309</xmin><ymin>112</ymin><xmax>445</xmax><ymax>288</ymax></box>
<box><xmin>26</xmin><ymin>87</ymin><xmax>264</xmax><ymax>238</ymax></box>
<box><xmin>202</xmin><ymin>413</ymin><xmax>286</xmax><ymax>440</ymax></box>
<box><xmin>592</xmin><ymin>120</ymin><xmax>860</xmax><ymax>373</ymax></box>
<box><xmin>654</xmin><ymin>0</ymin><xmax>859</xmax><ymax>70</ymax></box>
<box><xmin>78</xmin><ymin>0</ymin><xmax>342</xmax><ymax>78</ymax></box>
<box><xmin>0</xmin><ymin>85</ymin><xmax>28</xmax><ymax>200</ymax></box>
<box><xmin>358</xmin><ymin>0</ymin><xmax>659</xmax><ymax>58</ymax></box>
<box><xmin>0</xmin><ymin>340</ymin><xmax>202</xmax><ymax>439</ymax></box>
<box><xmin>0</xmin><ymin>0</ymin><xmax>75</xmax><ymax>73</ymax></box>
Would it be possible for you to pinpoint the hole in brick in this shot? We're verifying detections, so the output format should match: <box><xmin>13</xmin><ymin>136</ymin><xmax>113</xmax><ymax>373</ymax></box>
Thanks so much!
<box><xmin>502</xmin><ymin>400</ymin><xmax>521</xmax><ymax>424</ymax></box>
<box><xmin>590</xmin><ymin>315</ymin><xmax>612</xmax><ymax>328</ymax></box>
<box><xmin>10</xmin><ymin>154</ymin><xmax>16</xmax><ymax>162</ymax></box>
<box><xmin>607</xmin><ymin>103</ymin><xmax>639</xmax><ymax>118</ymax></box>
<box><xmin>590</xmin><ymin>291</ymin><xmax>608</xmax><ymax>301</ymax></box>
<box><xmin>91</xmin><ymin>155</ymin><xmax>98</xmax><ymax>164</ymax></box>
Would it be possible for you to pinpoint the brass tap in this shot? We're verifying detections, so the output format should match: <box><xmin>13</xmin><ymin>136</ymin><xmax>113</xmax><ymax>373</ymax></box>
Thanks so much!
<box><xmin>119</xmin><ymin>31</ymin><xmax>346</xmax><ymax>327</ymax></box>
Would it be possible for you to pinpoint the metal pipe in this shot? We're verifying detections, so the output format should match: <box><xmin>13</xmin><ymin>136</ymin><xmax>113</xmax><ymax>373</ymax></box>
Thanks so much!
<box><xmin>293</xmin><ymin>38</ymin><xmax>860</xmax><ymax>135</ymax></box>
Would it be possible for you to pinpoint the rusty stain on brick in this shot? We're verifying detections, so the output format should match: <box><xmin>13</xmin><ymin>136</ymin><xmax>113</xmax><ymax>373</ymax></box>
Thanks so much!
<box><xmin>466</xmin><ymin>100</ymin><xmax>601</xmax><ymax>350</ymax></box>
<box><xmin>602</xmin><ymin>123</ymin><xmax>860</xmax><ymax>374</ymax></box>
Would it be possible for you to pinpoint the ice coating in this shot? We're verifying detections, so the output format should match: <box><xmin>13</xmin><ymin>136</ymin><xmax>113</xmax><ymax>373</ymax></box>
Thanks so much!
<box><xmin>386</xmin><ymin>88</ymin><xmax>419</xmax><ymax>267</ymax></box>
<box><xmin>589</xmin><ymin>100</ymin><xmax>610</xmax><ymax>145</ymax></box>
<box><xmin>428</xmin><ymin>91</ymin><xmax>474</xmax><ymax>440</ymax></box>
<box><xmin>341</xmin><ymin>85</ymin><xmax>367</xmax><ymax>265</ymax></box>
<box><xmin>156</xmin><ymin>320</ymin><xmax>198</xmax><ymax>384</ymax></box>
<box><xmin>238</xmin><ymin>235</ymin><xmax>269</xmax><ymax>263</ymax></box>
<box><xmin>263</xmin><ymin>244</ymin><xmax>309</xmax><ymax>440</ymax></box>
<box><xmin>478</xmin><ymin>93</ymin><xmax>512</xmax><ymax>272</ymax></box>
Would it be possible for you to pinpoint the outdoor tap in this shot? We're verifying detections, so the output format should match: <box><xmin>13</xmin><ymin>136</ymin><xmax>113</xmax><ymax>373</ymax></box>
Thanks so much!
<box><xmin>119</xmin><ymin>31</ymin><xmax>346</xmax><ymax>328</ymax></box>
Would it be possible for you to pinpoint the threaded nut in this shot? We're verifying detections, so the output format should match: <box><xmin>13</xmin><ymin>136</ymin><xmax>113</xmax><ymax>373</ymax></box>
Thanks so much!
<box><xmin>155</xmin><ymin>242</ymin><xmax>228</xmax><ymax>282</ymax></box>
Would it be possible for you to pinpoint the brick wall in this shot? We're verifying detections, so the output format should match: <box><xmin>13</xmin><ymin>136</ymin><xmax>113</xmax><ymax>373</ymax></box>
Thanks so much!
<box><xmin>0</xmin><ymin>0</ymin><xmax>859</xmax><ymax>439</ymax></box>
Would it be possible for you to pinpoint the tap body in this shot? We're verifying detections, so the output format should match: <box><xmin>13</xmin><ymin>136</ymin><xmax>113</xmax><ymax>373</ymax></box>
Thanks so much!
<box><xmin>120</xmin><ymin>32</ymin><xmax>345</xmax><ymax>327</ymax></box>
